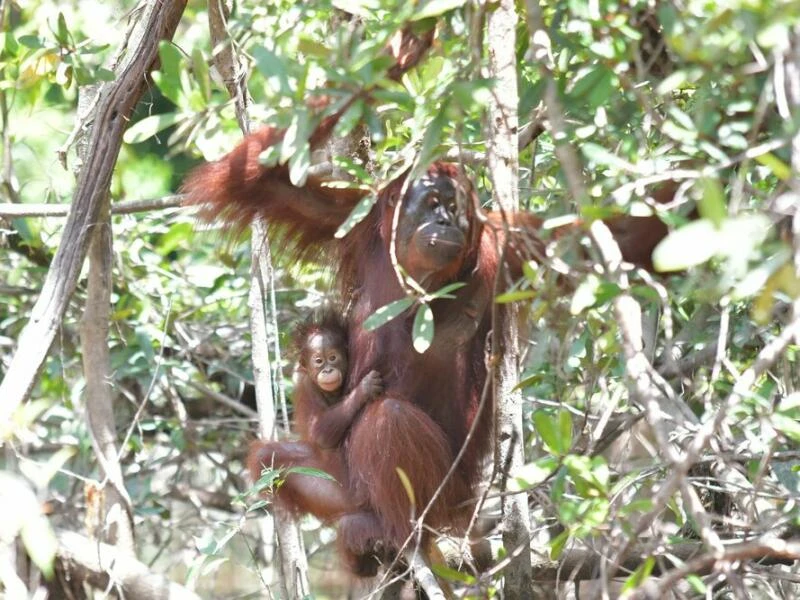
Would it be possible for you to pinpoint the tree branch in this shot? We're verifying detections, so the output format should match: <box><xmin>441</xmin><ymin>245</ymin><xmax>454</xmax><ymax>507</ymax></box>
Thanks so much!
<box><xmin>55</xmin><ymin>530</ymin><xmax>201</xmax><ymax>600</ymax></box>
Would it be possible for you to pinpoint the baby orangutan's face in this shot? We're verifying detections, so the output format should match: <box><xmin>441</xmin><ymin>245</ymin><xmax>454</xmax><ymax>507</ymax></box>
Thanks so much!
<box><xmin>304</xmin><ymin>332</ymin><xmax>347</xmax><ymax>393</ymax></box>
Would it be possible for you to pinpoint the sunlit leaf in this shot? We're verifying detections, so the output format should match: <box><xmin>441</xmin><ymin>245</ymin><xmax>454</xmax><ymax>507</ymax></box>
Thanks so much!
<box><xmin>412</xmin><ymin>0</ymin><xmax>467</xmax><ymax>20</ymax></box>
<box><xmin>287</xmin><ymin>466</ymin><xmax>337</xmax><ymax>481</ymax></box>
<box><xmin>549</xmin><ymin>530</ymin><xmax>569</xmax><ymax>560</ymax></box>
<box><xmin>581</xmin><ymin>143</ymin><xmax>630</xmax><ymax>171</ymax></box>
<box><xmin>332</xmin><ymin>0</ymin><xmax>382</xmax><ymax>18</ymax></box>
<box><xmin>496</xmin><ymin>289</ymin><xmax>537</xmax><ymax>304</ymax></box>
<box><xmin>656</xmin><ymin>69</ymin><xmax>688</xmax><ymax>95</ymax></box>
<box><xmin>123</xmin><ymin>113</ymin><xmax>182</xmax><ymax>144</ymax></box>
<box><xmin>621</xmin><ymin>556</ymin><xmax>655</xmax><ymax>592</ymax></box>
<box><xmin>534</xmin><ymin>410</ymin><xmax>568</xmax><ymax>456</ymax></box>
<box><xmin>771</xmin><ymin>415</ymin><xmax>800</xmax><ymax>444</ymax></box>
<box><xmin>395</xmin><ymin>467</ymin><xmax>416</xmax><ymax>508</ymax></box>
<box><xmin>154</xmin><ymin>41</ymin><xmax>183</xmax><ymax>105</ymax></box>
<box><xmin>431</xmin><ymin>563</ymin><xmax>476</xmax><ymax>584</ymax></box>
<box><xmin>192</xmin><ymin>47</ymin><xmax>211</xmax><ymax>103</ymax></box>
<box><xmin>510</xmin><ymin>456</ymin><xmax>558</xmax><ymax>492</ymax></box>
<box><xmin>428</xmin><ymin>282</ymin><xmax>466</xmax><ymax>300</ymax></box>
<box><xmin>755</xmin><ymin>152</ymin><xmax>792</xmax><ymax>181</ymax></box>
<box><xmin>412</xmin><ymin>303</ymin><xmax>434</xmax><ymax>353</ymax></box>
<box><xmin>363</xmin><ymin>297</ymin><xmax>414</xmax><ymax>331</ymax></box>
<box><xmin>697</xmin><ymin>177</ymin><xmax>726</xmax><ymax>228</ymax></box>
<box><xmin>570</xmin><ymin>275</ymin><xmax>601</xmax><ymax>315</ymax></box>
<box><xmin>652</xmin><ymin>219</ymin><xmax>719</xmax><ymax>272</ymax></box>
<box><xmin>252</xmin><ymin>46</ymin><xmax>291</xmax><ymax>96</ymax></box>
<box><xmin>288</xmin><ymin>144</ymin><xmax>311</xmax><ymax>186</ymax></box>
<box><xmin>335</xmin><ymin>194</ymin><xmax>377</xmax><ymax>239</ymax></box>
<box><xmin>731</xmin><ymin>248</ymin><xmax>791</xmax><ymax>301</ymax></box>
<box><xmin>281</xmin><ymin>110</ymin><xmax>311</xmax><ymax>164</ymax></box>
<box><xmin>1</xmin><ymin>474</ymin><xmax>56</xmax><ymax>578</ymax></box>
<box><xmin>55</xmin><ymin>12</ymin><xmax>70</xmax><ymax>46</ymax></box>
<box><xmin>333</xmin><ymin>99</ymin><xmax>365</xmax><ymax>138</ymax></box>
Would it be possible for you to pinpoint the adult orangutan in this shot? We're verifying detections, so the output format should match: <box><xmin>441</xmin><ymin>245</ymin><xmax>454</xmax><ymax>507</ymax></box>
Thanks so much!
<box><xmin>183</xmin><ymin>123</ymin><xmax>669</xmax><ymax>574</ymax></box>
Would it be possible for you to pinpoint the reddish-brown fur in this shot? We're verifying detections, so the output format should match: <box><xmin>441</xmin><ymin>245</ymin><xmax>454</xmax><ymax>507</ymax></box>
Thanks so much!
<box><xmin>246</xmin><ymin>312</ymin><xmax>381</xmax><ymax>523</ymax></box>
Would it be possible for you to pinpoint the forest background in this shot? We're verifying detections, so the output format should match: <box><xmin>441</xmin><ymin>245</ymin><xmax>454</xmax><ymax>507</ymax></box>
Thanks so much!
<box><xmin>1</xmin><ymin>0</ymin><xmax>800</xmax><ymax>598</ymax></box>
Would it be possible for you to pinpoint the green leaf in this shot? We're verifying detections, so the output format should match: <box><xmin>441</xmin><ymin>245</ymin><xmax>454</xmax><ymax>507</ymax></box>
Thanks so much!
<box><xmin>534</xmin><ymin>410</ymin><xmax>568</xmax><ymax>456</ymax></box>
<box><xmin>510</xmin><ymin>456</ymin><xmax>558</xmax><ymax>492</ymax></box>
<box><xmin>495</xmin><ymin>289</ymin><xmax>537</xmax><ymax>304</ymax></box>
<box><xmin>55</xmin><ymin>13</ymin><xmax>70</xmax><ymax>46</ymax></box>
<box><xmin>252</xmin><ymin>46</ymin><xmax>291</xmax><ymax>96</ymax></box>
<box><xmin>431</xmin><ymin>563</ymin><xmax>476</xmax><ymax>584</ymax></box>
<box><xmin>0</xmin><ymin>474</ymin><xmax>56</xmax><ymax>578</ymax></box>
<box><xmin>412</xmin><ymin>303</ymin><xmax>434</xmax><ymax>353</ymax></box>
<box><xmin>18</xmin><ymin>35</ymin><xmax>44</xmax><ymax>49</ymax></box>
<box><xmin>696</xmin><ymin>177</ymin><xmax>726</xmax><ymax>228</ymax></box>
<box><xmin>123</xmin><ymin>113</ymin><xmax>182</xmax><ymax>144</ymax></box>
<box><xmin>331</xmin><ymin>0</ymin><xmax>382</xmax><ymax>18</ymax></box>
<box><xmin>395</xmin><ymin>467</ymin><xmax>416</xmax><ymax>508</ymax></box>
<box><xmin>656</xmin><ymin>70</ymin><xmax>688</xmax><ymax>95</ymax></box>
<box><xmin>754</xmin><ymin>152</ymin><xmax>792</xmax><ymax>181</ymax></box>
<box><xmin>581</xmin><ymin>143</ymin><xmax>630</xmax><ymax>171</ymax></box>
<box><xmin>652</xmin><ymin>219</ymin><xmax>719</xmax><ymax>272</ymax></box>
<box><xmin>771</xmin><ymin>414</ymin><xmax>800</xmax><ymax>444</ymax></box>
<box><xmin>363</xmin><ymin>297</ymin><xmax>415</xmax><ymax>331</ymax></box>
<box><xmin>559</xmin><ymin>409</ymin><xmax>573</xmax><ymax>452</ymax></box>
<box><xmin>412</xmin><ymin>0</ymin><xmax>467</xmax><ymax>20</ymax></box>
<box><xmin>288</xmin><ymin>144</ymin><xmax>311</xmax><ymax>186</ymax></box>
<box><xmin>247</xmin><ymin>499</ymin><xmax>270</xmax><ymax>512</ymax></box>
<box><xmin>415</xmin><ymin>108</ymin><xmax>447</xmax><ymax>177</ymax></box>
<box><xmin>155</xmin><ymin>41</ymin><xmax>184</xmax><ymax>105</ymax></box>
<box><xmin>192</xmin><ymin>47</ymin><xmax>211</xmax><ymax>103</ymax></box>
<box><xmin>286</xmin><ymin>466</ymin><xmax>337</xmax><ymax>481</ymax></box>
<box><xmin>157</xmin><ymin>222</ymin><xmax>193</xmax><ymax>256</ymax></box>
<box><xmin>686</xmin><ymin>575</ymin><xmax>707</xmax><ymax>595</ymax></box>
<box><xmin>280</xmin><ymin>110</ymin><xmax>311</xmax><ymax>164</ymax></box>
<box><xmin>427</xmin><ymin>281</ymin><xmax>466</xmax><ymax>300</ymax></box>
<box><xmin>258</xmin><ymin>143</ymin><xmax>282</xmax><ymax>168</ymax></box>
<box><xmin>570</xmin><ymin>274</ymin><xmax>601</xmax><ymax>315</ymax></box>
<box><xmin>618</xmin><ymin>498</ymin><xmax>654</xmax><ymax>516</ymax></box>
<box><xmin>333</xmin><ymin>99</ymin><xmax>365</xmax><ymax>138</ymax></box>
<box><xmin>335</xmin><ymin>193</ymin><xmax>377</xmax><ymax>239</ymax></box>
<box><xmin>569</xmin><ymin>66</ymin><xmax>614</xmax><ymax>108</ymax></box>
<box><xmin>20</xmin><ymin>511</ymin><xmax>57</xmax><ymax>579</ymax></box>
<box><xmin>731</xmin><ymin>248</ymin><xmax>791</xmax><ymax>301</ymax></box>
<box><xmin>621</xmin><ymin>556</ymin><xmax>655</xmax><ymax>592</ymax></box>
<box><xmin>253</xmin><ymin>469</ymin><xmax>282</xmax><ymax>493</ymax></box>
<box><xmin>549</xmin><ymin>529</ymin><xmax>569</xmax><ymax>560</ymax></box>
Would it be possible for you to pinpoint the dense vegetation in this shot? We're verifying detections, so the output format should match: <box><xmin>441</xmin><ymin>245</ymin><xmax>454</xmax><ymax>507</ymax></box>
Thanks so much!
<box><xmin>1</xmin><ymin>0</ymin><xmax>799</xmax><ymax>597</ymax></box>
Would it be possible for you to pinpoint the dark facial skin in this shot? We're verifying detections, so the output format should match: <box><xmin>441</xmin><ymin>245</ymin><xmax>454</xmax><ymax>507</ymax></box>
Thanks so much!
<box><xmin>395</xmin><ymin>175</ymin><xmax>469</xmax><ymax>284</ymax></box>
<box><xmin>303</xmin><ymin>331</ymin><xmax>348</xmax><ymax>396</ymax></box>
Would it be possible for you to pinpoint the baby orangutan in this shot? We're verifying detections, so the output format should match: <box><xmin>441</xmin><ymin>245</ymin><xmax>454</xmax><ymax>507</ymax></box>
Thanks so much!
<box><xmin>248</xmin><ymin>309</ymin><xmax>383</xmax><ymax>523</ymax></box>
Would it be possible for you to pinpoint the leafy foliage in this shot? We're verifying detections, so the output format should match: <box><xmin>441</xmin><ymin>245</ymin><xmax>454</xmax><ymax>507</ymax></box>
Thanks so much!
<box><xmin>1</xmin><ymin>0</ymin><xmax>800</xmax><ymax>596</ymax></box>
